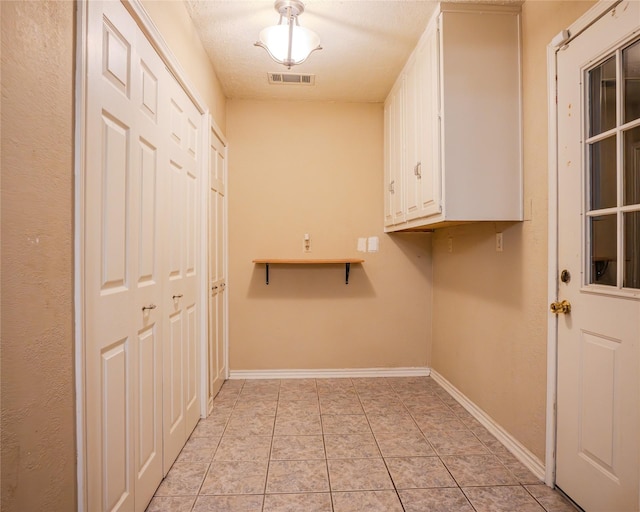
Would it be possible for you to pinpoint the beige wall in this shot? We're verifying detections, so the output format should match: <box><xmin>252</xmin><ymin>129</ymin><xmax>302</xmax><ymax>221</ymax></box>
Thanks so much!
<box><xmin>0</xmin><ymin>1</ymin><xmax>226</xmax><ymax>509</ymax></box>
<box><xmin>0</xmin><ymin>0</ymin><xmax>600</xmax><ymax>507</ymax></box>
<box><xmin>142</xmin><ymin>0</ymin><xmax>227</xmax><ymax>130</ymax></box>
<box><xmin>1</xmin><ymin>1</ymin><xmax>76</xmax><ymax>510</ymax></box>
<box><xmin>227</xmin><ymin>100</ymin><xmax>432</xmax><ymax>371</ymax></box>
<box><xmin>431</xmin><ymin>0</ymin><xmax>595</xmax><ymax>461</ymax></box>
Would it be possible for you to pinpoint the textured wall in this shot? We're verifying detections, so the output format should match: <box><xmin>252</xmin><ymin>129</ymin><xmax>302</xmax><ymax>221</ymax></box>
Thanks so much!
<box><xmin>227</xmin><ymin>99</ymin><xmax>432</xmax><ymax>371</ymax></box>
<box><xmin>1</xmin><ymin>1</ymin><xmax>77</xmax><ymax>510</ymax></box>
<box><xmin>431</xmin><ymin>0</ymin><xmax>596</xmax><ymax>461</ymax></box>
<box><xmin>0</xmin><ymin>1</ymin><xmax>227</xmax><ymax>509</ymax></box>
<box><xmin>142</xmin><ymin>0</ymin><xmax>227</xmax><ymax>131</ymax></box>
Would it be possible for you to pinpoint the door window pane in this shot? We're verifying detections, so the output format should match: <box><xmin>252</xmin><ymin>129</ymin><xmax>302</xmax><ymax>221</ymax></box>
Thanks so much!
<box><xmin>590</xmin><ymin>136</ymin><xmax>617</xmax><ymax>210</ymax></box>
<box><xmin>589</xmin><ymin>56</ymin><xmax>617</xmax><ymax>137</ymax></box>
<box><xmin>623</xmin><ymin>39</ymin><xmax>640</xmax><ymax>123</ymax></box>
<box><xmin>590</xmin><ymin>214</ymin><xmax>617</xmax><ymax>286</ymax></box>
<box><xmin>624</xmin><ymin>211</ymin><xmax>640</xmax><ymax>289</ymax></box>
<box><xmin>624</xmin><ymin>126</ymin><xmax>640</xmax><ymax>205</ymax></box>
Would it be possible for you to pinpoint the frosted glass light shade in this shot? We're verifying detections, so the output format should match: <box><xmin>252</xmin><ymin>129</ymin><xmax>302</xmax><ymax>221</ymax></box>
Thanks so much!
<box><xmin>257</xmin><ymin>22</ymin><xmax>321</xmax><ymax>67</ymax></box>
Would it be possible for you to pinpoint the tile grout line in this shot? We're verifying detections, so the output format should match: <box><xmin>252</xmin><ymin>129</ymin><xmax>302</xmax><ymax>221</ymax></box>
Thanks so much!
<box><xmin>261</xmin><ymin>380</ymin><xmax>281</xmax><ymax>512</ymax></box>
<box><xmin>383</xmin><ymin>382</ymin><xmax>410</xmax><ymax>512</ymax></box>
<box><xmin>401</xmin><ymin>382</ymin><xmax>469</xmax><ymax>510</ymax></box>
<box><xmin>183</xmin><ymin>380</ymin><xmax>244</xmax><ymax>512</ymax></box>
<box><xmin>191</xmin><ymin>395</ymin><xmax>234</xmax><ymax>501</ymax></box>
<box><xmin>396</xmin><ymin>381</ymin><xmax>475</xmax><ymax>512</ymax></box>
<box><xmin>317</xmin><ymin>378</ymin><xmax>336</xmax><ymax>512</ymax></box>
<box><xmin>354</xmin><ymin>380</ymin><xmax>407</xmax><ymax>512</ymax></box>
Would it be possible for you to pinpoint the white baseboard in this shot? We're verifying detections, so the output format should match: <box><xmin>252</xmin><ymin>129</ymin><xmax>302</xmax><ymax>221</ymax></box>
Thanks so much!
<box><xmin>430</xmin><ymin>369</ymin><xmax>546</xmax><ymax>481</ymax></box>
<box><xmin>228</xmin><ymin>367</ymin><xmax>431</xmax><ymax>380</ymax></box>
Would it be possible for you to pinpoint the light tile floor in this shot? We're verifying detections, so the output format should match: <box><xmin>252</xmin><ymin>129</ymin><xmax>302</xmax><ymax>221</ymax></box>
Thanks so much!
<box><xmin>146</xmin><ymin>377</ymin><xmax>578</xmax><ymax>512</ymax></box>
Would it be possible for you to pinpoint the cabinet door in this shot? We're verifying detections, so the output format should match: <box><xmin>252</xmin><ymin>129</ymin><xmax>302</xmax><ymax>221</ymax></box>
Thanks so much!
<box><xmin>384</xmin><ymin>101</ymin><xmax>394</xmax><ymax>227</ymax></box>
<box><xmin>405</xmin><ymin>53</ymin><xmax>422</xmax><ymax>220</ymax></box>
<box><xmin>389</xmin><ymin>78</ymin><xmax>406</xmax><ymax>225</ymax></box>
<box><xmin>416</xmin><ymin>21</ymin><xmax>442</xmax><ymax>219</ymax></box>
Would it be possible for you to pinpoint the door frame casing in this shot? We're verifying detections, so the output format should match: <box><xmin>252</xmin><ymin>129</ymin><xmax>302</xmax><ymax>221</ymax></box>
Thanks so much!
<box><xmin>546</xmin><ymin>0</ymin><xmax>623</xmax><ymax>488</ymax></box>
<box><xmin>74</xmin><ymin>1</ymin><xmax>218</xmax><ymax>510</ymax></box>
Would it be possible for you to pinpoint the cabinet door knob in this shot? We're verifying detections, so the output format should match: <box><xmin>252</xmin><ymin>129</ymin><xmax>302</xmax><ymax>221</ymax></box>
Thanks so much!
<box><xmin>172</xmin><ymin>294</ymin><xmax>183</xmax><ymax>299</ymax></box>
<box><xmin>414</xmin><ymin>162</ymin><xmax>422</xmax><ymax>178</ymax></box>
<box><xmin>389</xmin><ymin>180</ymin><xmax>395</xmax><ymax>193</ymax></box>
<box><xmin>142</xmin><ymin>304</ymin><xmax>157</xmax><ymax>311</ymax></box>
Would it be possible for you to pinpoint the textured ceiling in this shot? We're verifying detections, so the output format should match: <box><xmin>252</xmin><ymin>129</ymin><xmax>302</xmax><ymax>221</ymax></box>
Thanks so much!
<box><xmin>185</xmin><ymin>0</ymin><xmax>441</xmax><ymax>102</ymax></box>
<box><xmin>185</xmin><ymin>1</ymin><xmax>521</xmax><ymax>103</ymax></box>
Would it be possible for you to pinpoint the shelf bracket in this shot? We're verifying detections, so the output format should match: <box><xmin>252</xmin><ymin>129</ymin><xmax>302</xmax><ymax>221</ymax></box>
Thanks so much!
<box><xmin>345</xmin><ymin>263</ymin><xmax>351</xmax><ymax>285</ymax></box>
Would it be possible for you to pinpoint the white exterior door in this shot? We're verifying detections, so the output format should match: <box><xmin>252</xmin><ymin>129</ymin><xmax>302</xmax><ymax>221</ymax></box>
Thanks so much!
<box><xmin>556</xmin><ymin>3</ymin><xmax>640</xmax><ymax>511</ymax></box>
<box><xmin>162</xmin><ymin>75</ymin><xmax>202</xmax><ymax>470</ymax></box>
<box><xmin>208</xmin><ymin>124</ymin><xmax>227</xmax><ymax>409</ymax></box>
<box><xmin>85</xmin><ymin>1</ymin><xmax>164</xmax><ymax>510</ymax></box>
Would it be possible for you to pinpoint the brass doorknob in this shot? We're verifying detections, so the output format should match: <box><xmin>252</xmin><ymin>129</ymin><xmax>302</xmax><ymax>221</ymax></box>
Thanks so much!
<box><xmin>550</xmin><ymin>300</ymin><xmax>571</xmax><ymax>314</ymax></box>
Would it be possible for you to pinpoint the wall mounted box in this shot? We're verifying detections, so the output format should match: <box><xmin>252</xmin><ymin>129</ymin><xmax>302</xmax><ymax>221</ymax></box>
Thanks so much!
<box><xmin>384</xmin><ymin>3</ymin><xmax>523</xmax><ymax>232</ymax></box>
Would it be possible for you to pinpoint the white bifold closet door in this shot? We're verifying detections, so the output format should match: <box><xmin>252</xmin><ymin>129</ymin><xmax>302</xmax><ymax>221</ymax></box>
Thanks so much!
<box><xmin>208</xmin><ymin>124</ymin><xmax>227</xmax><ymax>409</ymax></box>
<box><xmin>162</xmin><ymin>73</ymin><xmax>201</xmax><ymax>470</ymax></box>
<box><xmin>84</xmin><ymin>1</ymin><xmax>202</xmax><ymax>510</ymax></box>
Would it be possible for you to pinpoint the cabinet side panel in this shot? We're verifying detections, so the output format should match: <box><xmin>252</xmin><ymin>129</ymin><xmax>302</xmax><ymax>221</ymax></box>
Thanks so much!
<box><xmin>440</xmin><ymin>10</ymin><xmax>522</xmax><ymax>220</ymax></box>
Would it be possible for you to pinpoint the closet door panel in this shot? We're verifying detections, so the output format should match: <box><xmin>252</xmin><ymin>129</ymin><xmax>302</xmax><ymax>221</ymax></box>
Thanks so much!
<box><xmin>86</xmin><ymin>4</ymin><xmax>136</xmax><ymax>511</ymax></box>
<box><xmin>86</xmin><ymin>2</ymin><xmax>161</xmax><ymax>510</ymax></box>
<box><xmin>182</xmin><ymin>97</ymin><xmax>201</xmax><ymax>432</ymax></box>
<box><xmin>101</xmin><ymin>338</ymin><xmax>131</xmax><ymax>512</ymax></box>
<box><xmin>137</xmin><ymin>140</ymin><xmax>158</xmax><ymax>283</ymax></box>
<box><xmin>168</xmin><ymin>161</ymin><xmax>184</xmax><ymax>279</ymax></box>
<box><xmin>168</xmin><ymin>311</ymin><xmax>185</xmax><ymax>430</ymax></box>
<box><xmin>162</xmin><ymin>75</ymin><xmax>201</xmax><ymax>469</ymax></box>
<box><xmin>100</xmin><ymin>115</ymin><xmax>130</xmax><ymax>290</ymax></box>
<box><xmin>131</xmin><ymin>32</ymin><xmax>165</xmax><ymax>509</ymax></box>
<box><xmin>136</xmin><ymin>326</ymin><xmax>157</xmax><ymax>470</ymax></box>
<box><xmin>118</xmin><ymin>28</ymin><xmax>167</xmax><ymax>498</ymax></box>
<box><xmin>186</xmin><ymin>172</ymin><xmax>197</xmax><ymax>276</ymax></box>
<box><xmin>216</xmin><ymin>190</ymin><xmax>226</xmax><ymax>386</ymax></box>
<box><xmin>124</xmin><ymin>17</ymin><xmax>166</xmax><ymax>512</ymax></box>
<box><xmin>208</xmin><ymin>127</ymin><xmax>227</xmax><ymax>402</ymax></box>
<box><xmin>186</xmin><ymin>303</ymin><xmax>199</xmax><ymax>416</ymax></box>
<box><xmin>85</xmin><ymin>2</ymin><xmax>203</xmax><ymax>509</ymax></box>
<box><xmin>208</xmin><ymin>184</ymin><xmax>219</xmax><ymax>409</ymax></box>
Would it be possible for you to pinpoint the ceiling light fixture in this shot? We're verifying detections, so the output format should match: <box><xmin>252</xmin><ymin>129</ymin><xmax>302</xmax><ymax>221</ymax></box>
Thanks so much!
<box><xmin>255</xmin><ymin>0</ymin><xmax>322</xmax><ymax>69</ymax></box>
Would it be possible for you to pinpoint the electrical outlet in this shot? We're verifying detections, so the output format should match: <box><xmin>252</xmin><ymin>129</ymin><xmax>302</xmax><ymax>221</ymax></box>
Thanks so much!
<box><xmin>303</xmin><ymin>233</ymin><xmax>311</xmax><ymax>253</ymax></box>
<box><xmin>496</xmin><ymin>233</ymin><xmax>504</xmax><ymax>252</ymax></box>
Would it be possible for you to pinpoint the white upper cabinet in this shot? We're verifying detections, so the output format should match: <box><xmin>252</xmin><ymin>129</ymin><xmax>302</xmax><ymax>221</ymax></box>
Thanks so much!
<box><xmin>384</xmin><ymin>3</ymin><xmax>523</xmax><ymax>231</ymax></box>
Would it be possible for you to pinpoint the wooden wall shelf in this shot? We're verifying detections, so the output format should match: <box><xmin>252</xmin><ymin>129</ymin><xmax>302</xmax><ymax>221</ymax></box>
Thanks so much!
<box><xmin>252</xmin><ymin>259</ymin><xmax>365</xmax><ymax>285</ymax></box>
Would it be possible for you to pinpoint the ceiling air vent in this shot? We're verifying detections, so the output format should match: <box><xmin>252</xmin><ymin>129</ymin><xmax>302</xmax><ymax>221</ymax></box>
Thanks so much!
<box><xmin>268</xmin><ymin>72</ymin><xmax>315</xmax><ymax>86</ymax></box>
